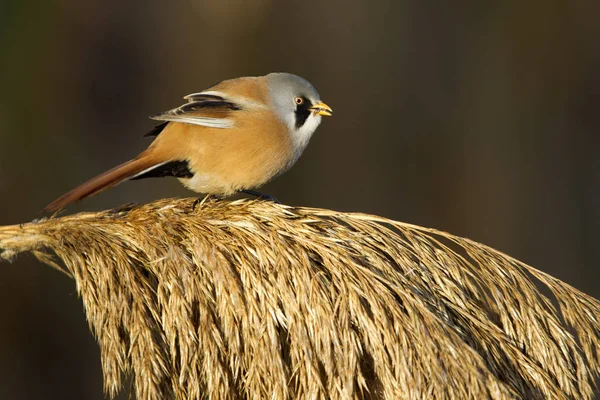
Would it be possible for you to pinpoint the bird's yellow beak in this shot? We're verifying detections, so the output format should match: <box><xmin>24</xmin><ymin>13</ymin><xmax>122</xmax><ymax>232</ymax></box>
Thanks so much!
<box><xmin>310</xmin><ymin>101</ymin><xmax>333</xmax><ymax>117</ymax></box>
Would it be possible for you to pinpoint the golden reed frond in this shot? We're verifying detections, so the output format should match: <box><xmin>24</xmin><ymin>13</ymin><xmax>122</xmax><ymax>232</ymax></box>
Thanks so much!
<box><xmin>1</xmin><ymin>198</ymin><xmax>599</xmax><ymax>399</ymax></box>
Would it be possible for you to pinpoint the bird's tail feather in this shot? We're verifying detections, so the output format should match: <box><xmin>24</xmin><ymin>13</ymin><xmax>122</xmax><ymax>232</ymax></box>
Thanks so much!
<box><xmin>43</xmin><ymin>155</ymin><xmax>161</xmax><ymax>212</ymax></box>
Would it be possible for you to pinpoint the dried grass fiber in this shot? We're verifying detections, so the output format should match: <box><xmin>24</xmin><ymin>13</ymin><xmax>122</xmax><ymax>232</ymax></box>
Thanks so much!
<box><xmin>1</xmin><ymin>197</ymin><xmax>599</xmax><ymax>399</ymax></box>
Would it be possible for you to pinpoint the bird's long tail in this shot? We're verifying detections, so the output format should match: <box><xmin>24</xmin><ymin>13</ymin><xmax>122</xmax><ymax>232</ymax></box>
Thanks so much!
<box><xmin>43</xmin><ymin>155</ymin><xmax>161</xmax><ymax>212</ymax></box>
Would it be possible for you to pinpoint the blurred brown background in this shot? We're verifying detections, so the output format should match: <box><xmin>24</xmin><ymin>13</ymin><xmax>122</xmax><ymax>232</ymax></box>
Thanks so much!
<box><xmin>1</xmin><ymin>1</ymin><xmax>599</xmax><ymax>398</ymax></box>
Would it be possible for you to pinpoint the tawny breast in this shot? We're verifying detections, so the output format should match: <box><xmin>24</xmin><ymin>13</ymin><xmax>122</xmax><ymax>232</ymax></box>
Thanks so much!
<box><xmin>148</xmin><ymin>109</ymin><xmax>293</xmax><ymax>195</ymax></box>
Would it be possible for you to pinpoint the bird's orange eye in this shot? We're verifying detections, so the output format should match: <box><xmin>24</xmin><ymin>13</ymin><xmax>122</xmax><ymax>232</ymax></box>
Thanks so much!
<box><xmin>294</xmin><ymin>97</ymin><xmax>304</xmax><ymax>105</ymax></box>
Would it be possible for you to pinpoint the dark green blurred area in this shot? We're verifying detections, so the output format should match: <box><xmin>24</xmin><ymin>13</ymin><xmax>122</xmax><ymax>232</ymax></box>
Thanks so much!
<box><xmin>1</xmin><ymin>1</ymin><xmax>599</xmax><ymax>398</ymax></box>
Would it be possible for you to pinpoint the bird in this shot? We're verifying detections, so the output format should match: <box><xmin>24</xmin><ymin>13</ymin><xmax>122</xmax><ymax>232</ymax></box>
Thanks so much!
<box><xmin>43</xmin><ymin>72</ymin><xmax>332</xmax><ymax>212</ymax></box>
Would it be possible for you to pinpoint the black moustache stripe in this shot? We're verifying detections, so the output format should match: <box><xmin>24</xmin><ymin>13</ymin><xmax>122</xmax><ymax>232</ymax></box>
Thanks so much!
<box><xmin>295</xmin><ymin>97</ymin><xmax>311</xmax><ymax>129</ymax></box>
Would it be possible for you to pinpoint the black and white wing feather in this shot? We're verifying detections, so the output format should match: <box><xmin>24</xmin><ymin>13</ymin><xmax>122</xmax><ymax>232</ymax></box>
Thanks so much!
<box><xmin>147</xmin><ymin>92</ymin><xmax>242</xmax><ymax>136</ymax></box>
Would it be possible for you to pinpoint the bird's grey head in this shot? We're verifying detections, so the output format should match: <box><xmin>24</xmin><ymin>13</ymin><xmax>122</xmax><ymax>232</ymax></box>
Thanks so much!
<box><xmin>266</xmin><ymin>73</ymin><xmax>332</xmax><ymax>150</ymax></box>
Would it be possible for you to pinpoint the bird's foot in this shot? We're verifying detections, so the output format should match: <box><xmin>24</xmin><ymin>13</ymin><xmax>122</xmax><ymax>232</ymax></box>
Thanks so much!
<box><xmin>241</xmin><ymin>190</ymin><xmax>280</xmax><ymax>204</ymax></box>
<box><xmin>192</xmin><ymin>195</ymin><xmax>213</xmax><ymax>211</ymax></box>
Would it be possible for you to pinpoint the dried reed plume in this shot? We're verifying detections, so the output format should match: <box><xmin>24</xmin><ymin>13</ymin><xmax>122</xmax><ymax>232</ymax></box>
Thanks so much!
<box><xmin>1</xmin><ymin>197</ymin><xmax>599</xmax><ymax>399</ymax></box>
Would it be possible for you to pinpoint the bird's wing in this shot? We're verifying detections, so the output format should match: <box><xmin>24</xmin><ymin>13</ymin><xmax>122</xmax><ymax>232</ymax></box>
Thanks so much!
<box><xmin>182</xmin><ymin>92</ymin><xmax>228</xmax><ymax>102</ymax></box>
<box><xmin>148</xmin><ymin>94</ymin><xmax>242</xmax><ymax>132</ymax></box>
